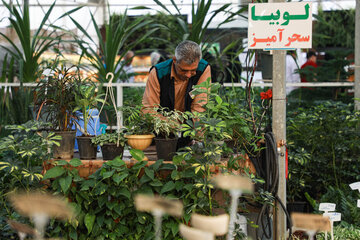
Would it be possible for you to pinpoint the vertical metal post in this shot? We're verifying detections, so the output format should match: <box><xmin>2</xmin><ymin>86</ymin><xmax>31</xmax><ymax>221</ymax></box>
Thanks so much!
<box><xmin>272</xmin><ymin>50</ymin><xmax>287</xmax><ymax>240</ymax></box>
<box><xmin>268</xmin><ymin>0</ymin><xmax>286</xmax><ymax>237</ymax></box>
<box><xmin>355</xmin><ymin>0</ymin><xmax>360</xmax><ymax>110</ymax></box>
<box><xmin>116</xmin><ymin>85</ymin><xmax>123</xmax><ymax>127</ymax></box>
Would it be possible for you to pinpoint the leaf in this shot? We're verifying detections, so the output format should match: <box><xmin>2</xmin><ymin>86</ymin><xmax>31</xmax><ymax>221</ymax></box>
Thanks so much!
<box><xmin>161</xmin><ymin>181</ymin><xmax>175</xmax><ymax>194</ymax></box>
<box><xmin>215</xmin><ymin>95</ymin><xmax>223</xmax><ymax>104</ymax></box>
<box><xmin>130</xmin><ymin>149</ymin><xmax>145</xmax><ymax>161</ymax></box>
<box><xmin>171</xmin><ymin>170</ymin><xmax>180</xmax><ymax>180</ymax></box>
<box><xmin>84</xmin><ymin>213</ymin><xmax>96</xmax><ymax>234</ymax></box>
<box><xmin>150</xmin><ymin>180</ymin><xmax>163</xmax><ymax>187</ymax></box>
<box><xmin>171</xmin><ymin>221</ymin><xmax>179</xmax><ymax>236</ymax></box>
<box><xmin>94</xmin><ymin>183</ymin><xmax>107</xmax><ymax>195</ymax></box>
<box><xmin>114</xmin><ymin>204</ymin><xmax>122</xmax><ymax>215</ymax></box>
<box><xmin>69</xmin><ymin>158</ymin><xmax>83</xmax><ymax>167</ymax></box>
<box><xmin>118</xmin><ymin>188</ymin><xmax>131</xmax><ymax>199</ymax></box>
<box><xmin>112</xmin><ymin>172</ymin><xmax>128</xmax><ymax>184</ymax></box>
<box><xmin>101</xmin><ymin>169</ymin><xmax>115</xmax><ymax>179</ymax></box>
<box><xmin>56</xmin><ymin>160</ymin><xmax>70</xmax><ymax>166</ymax></box>
<box><xmin>98</xmin><ymin>196</ymin><xmax>107</xmax><ymax>208</ymax></box>
<box><xmin>106</xmin><ymin>157</ymin><xmax>125</xmax><ymax>167</ymax></box>
<box><xmin>43</xmin><ymin>166</ymin><xmax>65</xmax><ymax>180</ymax></box>
<box><xmin>132</xmin><ymin>161</ymin><xmax>148</xmax><ymax>170</ymax></box>
<box><xmin>175</xmin><ymin>181</ymin><xmax>184</xmax><ymax>191</ymax></box>
<box><xmin>172</xmin><ymin>155</ymin><xmax>183</xmax><ymax>165</ymax></box>
<box><xmin>150</xmin><ymin>159</ymin><xmax>163</xmax><ymax>171</ymax></box>
<box><xmin>59</xmin><ymin>175</ymin><xmax>72</xmax><ymax>193</ymax></box>
<box><xmin>80</xmin><ymin>179</ymin><xmax>96</xmax><ymax>191</ymax></box>
<box><xmin>144</xmin><ymin>168</ymin><xmax>154</xmax><ymax>180</ymax></box>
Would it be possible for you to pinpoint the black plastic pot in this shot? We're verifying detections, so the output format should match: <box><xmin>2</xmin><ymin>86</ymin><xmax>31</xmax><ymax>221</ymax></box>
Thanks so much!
<box><xmin>101</xmin><ymin>143</ymin><xmax>124</xmax><ymax>160</ymax></box>
<box><xmin>53</xmin><ymin>131</ymin><xmax>76</xmax><ymax>159</ymax></box>
<box><xmin>76</xmin><ymin>136</ymin><xmax>97</xmax><ymax>159</ymax></box>
<box><xmin>287</xmin><ymin>201</ymin><xmax>309</xmax><ymax>214</ymax></box>
<box><xmin>155</xmin><ymin>137</ymin><xmax>178</xmax><ymax>161</ymax></box>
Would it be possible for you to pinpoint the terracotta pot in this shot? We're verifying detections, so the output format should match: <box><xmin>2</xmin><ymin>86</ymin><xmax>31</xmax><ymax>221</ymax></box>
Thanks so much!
<box><xmin>125</xmin><ymin>134</ymin><xmax>154</xmax><ymax>151</ymax></box>
<box><xmin>101</xmin><ymin>143</ymin><xmax>124</xmax><ymax>160</ymax></box>
<box><xmin>53</xmin><ymin>131</ymin><xmax>76</xmax><ymax>159</ymax></box>
<box><xmin>76</xmin><ymin>136</ymin><xmax>97</xmax><ymax>159</ymax></box>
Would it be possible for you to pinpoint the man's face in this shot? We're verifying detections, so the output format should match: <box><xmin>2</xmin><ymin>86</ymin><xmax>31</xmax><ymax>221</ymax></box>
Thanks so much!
<box><xmin>173</xmin><ymin>57</ymin><xmax>199</xmax><ymax>81</ymax></box>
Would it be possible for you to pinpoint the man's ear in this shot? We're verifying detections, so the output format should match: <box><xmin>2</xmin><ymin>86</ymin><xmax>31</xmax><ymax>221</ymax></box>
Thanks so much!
<box><xmin>172</xmin><ymin>56</ymin><xmax>177</xmax><ymax>64</ymax></box>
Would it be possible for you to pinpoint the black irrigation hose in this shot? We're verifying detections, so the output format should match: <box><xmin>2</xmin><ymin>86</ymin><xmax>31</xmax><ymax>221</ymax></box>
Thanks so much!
<box><xmin>254</xmin><ymin>132</ymin><xmax>293</xmax><ymax>240</ymax></box>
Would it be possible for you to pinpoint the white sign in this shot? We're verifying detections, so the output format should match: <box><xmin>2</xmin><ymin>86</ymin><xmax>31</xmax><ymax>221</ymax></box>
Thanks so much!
<box><xmin>349</xmin><ymin>182</ymin><xmax>360</xmax><ymax>190</ymax></box>
<box><xmin>319</xmin><ymin>203</ymin><xmax>336</xmax><ymax>212</ymax></box>
<box><xmin>323</xmin><ymin>212</ymin><xmax>341</xmax><ymax>222</ymax></box>
<box><xmin>248</xmin><ymin>2</ymin><xmax>312</xmax><ymax>49</ymax></box>
<box><xmin>357</xmin><ymin>199</ymin><xmax>360</xmax><ymax>208</ymax></box>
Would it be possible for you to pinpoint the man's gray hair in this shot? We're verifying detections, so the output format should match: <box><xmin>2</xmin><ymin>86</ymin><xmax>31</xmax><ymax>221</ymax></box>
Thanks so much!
<box><xmin>175</xmin><ymin>40</ymin><xmax>202</xmax><ymax>64</ymax></box>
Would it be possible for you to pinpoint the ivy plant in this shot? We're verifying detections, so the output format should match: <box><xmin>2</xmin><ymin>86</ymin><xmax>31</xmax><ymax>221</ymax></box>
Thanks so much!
<box><xmin>91</xmin><ymin>130</ymin><xmax>127</xmax><ymax>147</ymax></box>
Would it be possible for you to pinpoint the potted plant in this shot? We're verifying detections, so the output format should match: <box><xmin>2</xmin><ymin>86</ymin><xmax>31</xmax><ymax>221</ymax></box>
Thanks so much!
<box><xmin>73</xmin><ymin>81</ymin><xmax>104</xmax><ymax>159</ymax></box>
<box><xmin>123</xmin><ymin>106</ymin><xmax>154</xmax><ymax>160</ymax></box>
<box><xmin>182</xmin><ymin>79</ymin><xmax>232</xmax><ymax>162</ymax></box>
<box><xmin>151</xmin><ymin>107</ymin><xmax>186</xmax><ymax>161</ymax></box>
<box><xmin>34</xmin><ymin>64</ymin><xmax>78</xmax><ymax>159</ymax></box>
<box><xmin>91</xmin><ymin>130</ymin><xmax>127</xmax><ymax>160</ymax></box>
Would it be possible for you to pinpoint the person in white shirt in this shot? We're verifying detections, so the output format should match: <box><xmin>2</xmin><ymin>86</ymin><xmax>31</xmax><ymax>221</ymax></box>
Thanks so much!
<box><xmin>116</xmin><ymin>51</ymin><xmax>135</xmax><ymax>83</ymax></box>
<box><xmin>286</xmin><ymin>51</ymin><xmax>301</xmax><ymax>95</ymax></box>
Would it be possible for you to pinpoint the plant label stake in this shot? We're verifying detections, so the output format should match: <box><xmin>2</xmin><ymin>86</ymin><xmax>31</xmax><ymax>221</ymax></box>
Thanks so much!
<box><xmin>323</xmin><ymin>212</ymin><xmax>341</xmax><ymax>240</ymax></box>
<box><xmin>349</xmin><ymin>182</ymin><xmax>360</xmax><ymax>192</ymax></box>
<box><xmin>134</xmin><ymin>194</ymin><xmax>183</xmax><ymax>240</ymax></box>
<box><xmin>319</xmin><ymin>203</ymin><xmax>336</xmax><ymax>212</ymax></box>
<box><xmin>350</xmin><ymin>182</ymin><xmax>360</xmax><ymax>210</ymax></box>
<box><xmin>291</xmin><ymin>213</ymin><xmax>331</xmax><ymax>240</ymax></box>
<box><xmin>319</xmin><ymin>203</ymin><xmax>336</xmax><ymax>240</ymax></box>
<box><xmin>212</xmin><ymin>175</ymin><xmax>254</xmax><ymax>240</ymax></box>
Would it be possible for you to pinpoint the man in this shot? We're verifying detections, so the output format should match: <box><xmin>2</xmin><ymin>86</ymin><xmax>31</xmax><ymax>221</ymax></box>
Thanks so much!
<box><xmin>300</xmin><ymin>50</ymin><xmax>317</xmax><ymax>83</ymax></box>
<box><xmin>142</xmin><ymin>40</ymin><xmax>211</xmax><ymax>148</ymax></box>
<box><xmin>116</xmin><ymin>51</ymin><xmax>135</xmax><ymax>83</ymax></box>
<box><xmin>286</xmin><ymin>51</ymin><xmax>300</xmax><ymax>95</ymax></box>
<box><xmin>142</xmin><ymin>40</ymin><xmax>211</xmax><ymax>114</ymax></box>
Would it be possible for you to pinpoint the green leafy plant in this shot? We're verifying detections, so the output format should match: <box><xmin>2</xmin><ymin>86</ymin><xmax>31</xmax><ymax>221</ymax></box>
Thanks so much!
<box><xmin>117</xmin><ymin>12</ymin><xmax>183</xmax><ymax>52</ymax></box>
<box><xmin>152</xmin><ymin>0</ymin><xmax>246</xmax><ymax>53</ymax></box>
<box><xmin>286</xmin><ymin>146</ymin><xmax>311</xmax><ymax>202</ymax></box>
<box><xmin>0</xmin><ymin>1</ymin><xmax>68</xmax><ymax>82</ymax></box>
<box><xmin>74</xmin><ymin>83</ymin><xmax>104</xmax><ymax>136</ymax></box>
<box><xmin>317</xmin><ymin>185</ymin><xmax>360</xmax><ymax>226</ymax></box>
<box><xmin>182</xmin><ymin>78</ymin><xmax>231</xmax><ymax>145</ymax></box>
<box><xmin>91</xmin><ymin>130</ymin><xmax>127</xmax><ymax>147</ymax></box>
<box><xmin>34</xmin><ymin>63</ymin><xmax>79</xmax><ymax>131</ymax></box>
<box><xmin>123</xmin><ymin>106</ymin><xmax>154</xmax><ymax>135</ymax></box>
<box><xmin>0</xmin><ymin>120</ymin><xmax>61</xmax><ymax>237</ymax></box>
<box><xmin>151</xmin><ymin>107</ymin><xmax>186</xmax><ymax>139</ymax></box>
<box><xmin>0</xmin><ymin>121</ymin><xmax>60</xmax><ymax>184</ymax></box>
<box><xmin>68</xmin><ymin>8</ymin><xmax>156</xmax><ymax>82</ymax></box>
<box><xmin>313</xmin><ymin>8</ymin><xmax>355</xmax><ymax>49</ymax></box>
<box><xmin>287</xmin><ymin>101</ymin><xmax>360</xmax><ymax>201</ymax></box>
<box><xmin>316</xmin><ymin>222</ymin><xmax>360</xmax><ymax>240</ymax></box>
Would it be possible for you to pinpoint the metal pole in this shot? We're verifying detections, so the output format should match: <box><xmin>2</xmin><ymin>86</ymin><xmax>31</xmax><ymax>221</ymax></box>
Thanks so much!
<box><xmin>272</xmin><ymin>49</ymin><xmax>287</xmax><ymax>240</ymax></box>
<box><xmin>355</xmin><ymin>0</ymin><xmax>360</xmax><ymax>110</ymax></box>
<box><xmin>269</xmin><ymin>0</ymin><xmax>286</xmax><ymax>239</ymax></box>
<box><xmin>116</xmin><ymin>85</ymin><xmax>124</xmax><ymax>127</ymax></box>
